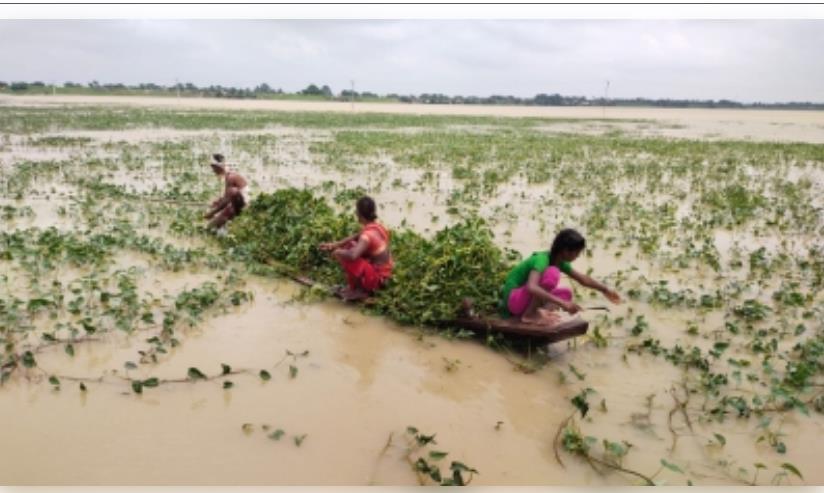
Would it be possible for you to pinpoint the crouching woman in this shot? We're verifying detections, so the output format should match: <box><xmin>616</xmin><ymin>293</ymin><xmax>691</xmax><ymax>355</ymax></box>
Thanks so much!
<box><xmin>319</xmin><ymin>196</ymin><xmax>394</xmax><ymax>301</ymax></box>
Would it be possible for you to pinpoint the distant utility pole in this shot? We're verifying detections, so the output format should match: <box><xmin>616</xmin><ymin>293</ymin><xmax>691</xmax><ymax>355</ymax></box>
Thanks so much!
<box><xmin>350</xmin><ymin>80</ymin><xmax>355</xmax><ymax>110</ymax></box>
<box><xmin>602</xmin><ymin>80</ymin><xmax>610</xmax><ymax>118</ymax></box>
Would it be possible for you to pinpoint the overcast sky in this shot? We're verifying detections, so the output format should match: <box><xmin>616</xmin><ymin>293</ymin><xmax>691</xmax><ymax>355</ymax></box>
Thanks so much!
<box><xmin>1</xmin><ymin>20</ymin><xmax>822</xmax><ymax>102</ymax></box>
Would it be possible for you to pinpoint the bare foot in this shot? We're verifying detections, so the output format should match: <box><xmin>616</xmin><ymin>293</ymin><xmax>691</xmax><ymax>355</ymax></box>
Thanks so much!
<box><xmin>537</xmin><ymin>308</ymin><xmax>562</xmax><ymax>326</ymax></box>
<box><xmin>520</xmin><ymin>312</ymin><xmax>544</xmax><ymax>325</ymax></box>
<box><xmin>541</xmin><ymin>302</ymin><xmax>562</xmax><ymax>312</ymax></box>
<box><xmin>459</xmin><ymin>298</ymin><xmax>475</xmax><ymax>318</ymax></box>
<box><xmin>338</xmin><ymin>287</ymin><xmax>370</xmax><ymax>302</ymax></box>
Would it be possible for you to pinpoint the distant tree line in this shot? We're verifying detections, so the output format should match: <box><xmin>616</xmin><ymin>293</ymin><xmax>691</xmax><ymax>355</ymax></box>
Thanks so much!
<box><xmin>1</xmin><ymin>80</ymin><xmax>822</xmax><ymax>110</ymax></box>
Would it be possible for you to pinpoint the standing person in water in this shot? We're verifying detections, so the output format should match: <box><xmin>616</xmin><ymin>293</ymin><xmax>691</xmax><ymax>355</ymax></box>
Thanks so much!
<box><xmin>500</xmin><ymin>228</ymin><xmax>621</xmax><ymax>325</ymax></box>
<box><xmin>204</xmin><ymin>153</ymin><xmax>248</xmax><ymax>233</ymax></box>
<box><xmin>319</xmin><ymin>196</ymin><xmax>394</xmax><ymax>301</ymax></box>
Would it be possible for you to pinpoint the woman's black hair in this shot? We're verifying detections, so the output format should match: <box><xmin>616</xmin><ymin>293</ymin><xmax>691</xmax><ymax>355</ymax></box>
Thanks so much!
<box><xmin>212</xmin><ymin>153</ymin><xmax>225</xmax><ymax>163</ymax></box>
<box><xmin>549</xmin><ymin>228</ymin><xmax>586</xmax><ymax>260</ymax></box>
<box><xmin>356</xmin><ymin>196</ymin><xmax>377</xmax><ymax>221</ymax></box>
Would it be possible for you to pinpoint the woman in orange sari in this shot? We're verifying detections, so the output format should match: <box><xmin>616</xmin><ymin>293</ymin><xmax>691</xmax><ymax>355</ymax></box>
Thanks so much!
<box><xmin>319</xmin><ymin>196</ymin><xmax>394</xmax><ymax>301</ymax></box>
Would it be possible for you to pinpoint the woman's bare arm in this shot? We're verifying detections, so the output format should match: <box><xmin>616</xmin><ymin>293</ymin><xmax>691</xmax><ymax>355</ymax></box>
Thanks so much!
<box><xmin>526</xmin><ymin>271</ymin><xmax>581</xmax><ymax>314</ymax></box>
<box><xmin>568</xmin><ymin>268</ymin><xmax>621</xmax><ymax>303</ymax></box>
<box><xmin>332</xmin><ymin>235</ymin><xmax>369</xmax><ymax>261</ymax></box>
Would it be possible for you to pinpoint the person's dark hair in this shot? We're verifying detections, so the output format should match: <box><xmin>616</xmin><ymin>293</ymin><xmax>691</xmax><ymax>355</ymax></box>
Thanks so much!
<box><xmin>212</xmin><ymin>153</ymin><xmax>225</xmax><ymax>163</ymax></box>
<box><xmin>356</xmin><ymin>196</ymin><xmax>377</xmax><ymax>221</ymax></box>
<box><xmin>549</xmin><ymin>228</ymin><xmax>586</xmax><ymax>260</ymax></box>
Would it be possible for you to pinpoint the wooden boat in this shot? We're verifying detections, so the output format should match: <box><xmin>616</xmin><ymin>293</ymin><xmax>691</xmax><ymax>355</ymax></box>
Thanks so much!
<box><xmin>284</xmin><ymin>270</ymin><xmax>588</xmax><ymax>343</ymax></box>
<box><xmin>441</xmin><ymin>315</ymin><xmax>589</xmax><ymax>342</ymax></box>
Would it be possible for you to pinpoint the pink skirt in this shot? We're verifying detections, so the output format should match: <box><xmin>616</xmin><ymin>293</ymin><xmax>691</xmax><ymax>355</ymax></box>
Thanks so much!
<box><xmin>507</xmin><ymin>266</ymin><xmax>573</xmax><ymax>316</ymax></box>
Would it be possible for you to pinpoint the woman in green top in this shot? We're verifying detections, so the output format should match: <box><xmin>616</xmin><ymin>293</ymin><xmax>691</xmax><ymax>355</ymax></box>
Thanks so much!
<box><xmin>500</xmin><ymin>229</ymin><xmax>621</xmax><ymax>324</ymax></box>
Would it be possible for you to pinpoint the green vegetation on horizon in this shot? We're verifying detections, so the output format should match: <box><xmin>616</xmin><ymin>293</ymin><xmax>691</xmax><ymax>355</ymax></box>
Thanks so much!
<box><xmin>3</xmin><ymin>79</ymin><xmax>823</xmax><ymax>109</ymax></box>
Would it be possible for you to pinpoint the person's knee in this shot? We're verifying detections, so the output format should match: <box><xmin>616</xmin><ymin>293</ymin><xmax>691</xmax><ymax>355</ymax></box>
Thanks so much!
<box><xmin>539</xmin><ymin>266</ymin><xmax>562</xmax><ymax>290</ymax></box>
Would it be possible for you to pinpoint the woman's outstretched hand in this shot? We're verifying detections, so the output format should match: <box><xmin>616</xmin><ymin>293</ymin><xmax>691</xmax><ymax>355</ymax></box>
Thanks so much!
<box><xmin>318</xmin><ymin>242</ymin><xmax>336</xmax><ymax>252</ymax></box>
<box><xmin>563</xmin><ymin>301</ymin><xmax>582</xmax><ymax>314</ymax></box>
<box><xmin>604</xmin><ymin>289</ymin><xmax>622</xmax><ymax>304</ymax></box>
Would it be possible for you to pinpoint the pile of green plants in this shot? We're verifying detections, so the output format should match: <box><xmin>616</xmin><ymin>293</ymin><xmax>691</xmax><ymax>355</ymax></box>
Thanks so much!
<box><xmin>228</xmin><ymin>188</ymin><xmax>356</xmax><ymax>284</ymax></box>
<box><xmin>226</xmin><ymin>188</ymin><xmax>514</xmax><ymax>325</ymax></box>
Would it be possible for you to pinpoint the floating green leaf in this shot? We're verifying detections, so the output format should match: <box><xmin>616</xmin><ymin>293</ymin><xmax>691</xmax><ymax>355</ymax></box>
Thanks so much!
<box><xmin>660</xmin><ymin>459</ymin><xmax>684</xmax><ymax>474</ymax></box>
<box><xmin>142</xmin><ymin>377</ymin><xmax>159</xmax><ymax>388</ymax></box>
<box><xmin>187</xmin><ymin>367</ymin><xmax>207</xmax><ymax>380</ymax></box>
<box><xmin>780</xmin><ymin>463</ymin><xmax>803</xmax><ymax>480</ymax></box>
<box><xmin>21</xmin><ymin>351</ymin><xmax>36</xmax><ymax>368</ymax></box>
<box><xmin>568</xmin><ymin>364</ymin><xmax>586</xmax><ymax>381</ymax></box>
<box><xmin>571</xmin><ymin>388</ymin><xmax>594</xmax><ymax>418</ymax></box>
<box><xmin>415</xmin><ymin>433</ymin><xmax>437</xmax><ymax>446</ymax></box>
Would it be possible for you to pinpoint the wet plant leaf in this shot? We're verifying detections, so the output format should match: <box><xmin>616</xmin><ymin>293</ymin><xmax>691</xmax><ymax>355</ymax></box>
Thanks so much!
<box><xmin>269</xmin><ymin>429</ymin><xmax>285</xmax><ymax>441</ymax></box>
<box><xmin>568</xmin><ymin>364</ymin><xmax>586</xmax><ymax>381</ymax></box>
<box><xmin>780</xmin><ymin>463</ymin><xmax>803</xmax><ymax>480</ymax></box>
<box><xmin>289</xmin><ymin>365</ymin><xmax>298</xmax><ymax>379</ymax></box>
<box><xmin>142</xmin><ymin>377</ymin><xmax>159</xmax><ymax>388</ymax></box>
<box><xmin>416</xmin><ymin>433</ymin><xmax>437</xmax><ymax>446</ymax></box>
<box><xmin>131</xmin><ymin>380</ymin><xmax>143</xmax><ymax>394</ymax></box>
<box><xmin>223</xmin><ymin>380</ymin><xmax>234</xmax><ymax>389</ymax></box>
<box><xmin>21</xmin><ymin>351</ymin><xmax>36</xmax><ymax>368</ymax></box>
<box><xmin>661</xmin><ymin>459</ymin><xmax>684</xmax><ymax>474</ymax></box>
<box><xmin>221</xmin><ymin>363</ymin><xmax>231</xmax><ymax>375</ymax></box>
<box><xmin>187</xmin><ymin>367</ymin><xmax>207</xmax><ymax>380</ymax></box>
<box><xmin>429</xmin><ymin>450</ymin><xmax>448</xmax><ymax>460</ymax></box>
<box><xmin>79</xmin><ymin>382</ymin><xmax>87</xmax><ymax>392</ymax></box>
<box><xmin>259</xmin><ymin>369</ymin><xmax>271</xmax><ymax>381</ymax></box>
<box><xmin>64</xmin><ymin>344</ymin><xmax>74</xmax><ymax>357</ymax></box>
<box><xmin>571</xmin><ymin>388</ymin><xmax>594</xmax><ymax>418</ymax></box>
<box><xmin>293</xmin><ymin>434</ymin><xmax>307</xmax><ymax>447</ymax></box>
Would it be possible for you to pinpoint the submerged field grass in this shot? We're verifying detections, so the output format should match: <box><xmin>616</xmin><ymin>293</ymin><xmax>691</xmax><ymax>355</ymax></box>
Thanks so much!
<box><xmin>0</xmin><ymin>104</ymin><xmax>822</xmax><ymax>485</ymax></box>
<box><xmin>0</xmin><ymin>105</ymin><xmax>630</xmax><ymax>134</ymax></box>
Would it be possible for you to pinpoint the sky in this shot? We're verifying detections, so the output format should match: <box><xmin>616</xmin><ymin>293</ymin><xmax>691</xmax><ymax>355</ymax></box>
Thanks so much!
<box><xmin>1</xmin><ymin>19</ymin><xmax>822</xmax><ymax>103</ymax></box>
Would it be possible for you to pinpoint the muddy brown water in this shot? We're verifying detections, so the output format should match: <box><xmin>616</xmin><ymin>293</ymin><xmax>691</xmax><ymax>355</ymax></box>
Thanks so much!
<box><xmin>0</xmin><ymin>98</ymin><xmax>822</xmax><ymax>485</ymax></box>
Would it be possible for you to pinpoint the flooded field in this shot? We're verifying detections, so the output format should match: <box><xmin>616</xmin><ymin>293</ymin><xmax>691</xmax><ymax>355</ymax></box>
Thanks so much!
<box><xmin>0</xmin><ymin>98</ymin><xmax>822</xmax><ymax>485</ymax></box>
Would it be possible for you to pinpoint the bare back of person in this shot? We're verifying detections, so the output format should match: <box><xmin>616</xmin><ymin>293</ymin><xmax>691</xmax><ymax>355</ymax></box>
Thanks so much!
<box><xmin>204</xmin><ymin>156</ymin><xmax>248</xmax><ymax>230</ymax></box>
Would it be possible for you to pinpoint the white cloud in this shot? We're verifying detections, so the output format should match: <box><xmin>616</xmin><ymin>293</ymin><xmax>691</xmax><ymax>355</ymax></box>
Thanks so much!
<box><xmin>0</xmin><ymin>20</ymin><xmax>821</xmax><ymax>102</ymax></box>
